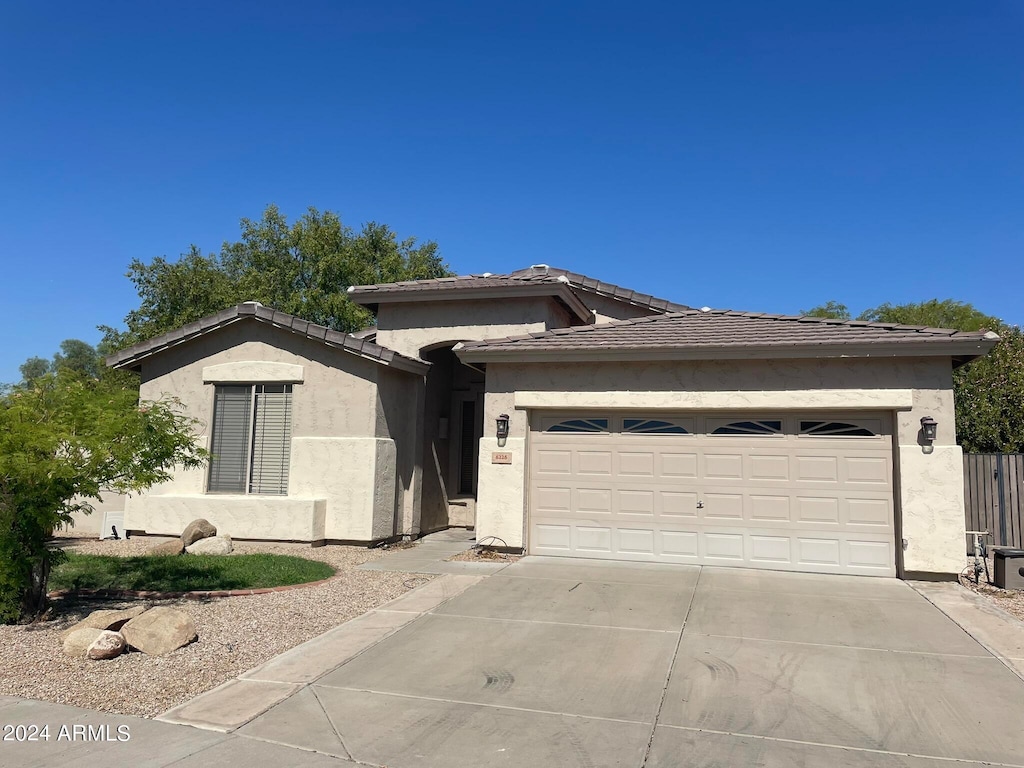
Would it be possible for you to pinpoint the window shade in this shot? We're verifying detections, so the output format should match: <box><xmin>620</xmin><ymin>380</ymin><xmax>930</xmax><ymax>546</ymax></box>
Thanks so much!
<box><xmin>208</xmin><ymin>385</ymin><xmax>252</xmax><ymax>493</ymax></box>
<box><xmin>249</xmin><ymin>384</ymin><xmax>293</xmax><ymax>495</ymax></box>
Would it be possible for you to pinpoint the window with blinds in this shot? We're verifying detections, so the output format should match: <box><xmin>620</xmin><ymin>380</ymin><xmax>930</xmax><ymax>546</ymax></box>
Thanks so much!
<box><xmin>207</xmin><ymin>384</ymin><xmax>293</xmax><ymax>496</ymax></box>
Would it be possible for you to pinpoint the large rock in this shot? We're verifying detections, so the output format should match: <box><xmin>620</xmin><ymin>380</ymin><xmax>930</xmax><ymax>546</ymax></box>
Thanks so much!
<box><xmin>121</xmin><ymin>606</ymin><xmax>197</xmax><ymax>656</ymax></box>
<box><xmin>181</xmin><ymin>518</ymin><xmax>217</xmax><ymax>547</ymax></box>
<box><xmin>185</xmin><ymin>534</ymin><xmax>233</xmax><ymax>555</ymax></box>
<box><xmin>61</xmin><ymin>606</ymin><xmax>147</xmax><ymax>641</ymax></box>
<box><xmin>150</xmin><ymin>539</ymin><xmax>184</xmax><ymax>556</ymax></box>
<box><xmin>86</xmin><ymin>630</ymin><xmax>126</xmax><ymax>660</ymax></box>
<box><xmin>63</xmin><ymin>627</ymin><xmax>105</xmax><ymax>657</ymax></box>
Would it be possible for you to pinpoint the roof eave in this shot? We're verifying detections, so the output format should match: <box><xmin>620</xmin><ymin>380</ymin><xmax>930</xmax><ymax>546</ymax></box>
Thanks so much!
<box><xmin>105</xmin><ymin>308</ymin><xmax>431</xmax><ymax>377</ymax></box>
<box><xmin>456</xmin><ymin>339</ymin><xmax>999</xmax><ymax>364</ymax></box>
<box><xmin>348</xmin><ymin>282</ymin><xmax>593</xmax><ymax>323</ymax></box>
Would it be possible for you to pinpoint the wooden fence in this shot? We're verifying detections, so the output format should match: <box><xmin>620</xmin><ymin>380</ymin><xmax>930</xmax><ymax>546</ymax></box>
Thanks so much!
<box><xmin>963</xmin><ymin>453</ymin><xmax>1024</xmax><ymax>552</ymax></box>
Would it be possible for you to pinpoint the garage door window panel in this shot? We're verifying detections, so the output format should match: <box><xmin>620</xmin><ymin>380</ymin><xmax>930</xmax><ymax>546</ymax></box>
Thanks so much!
<box><xmin>800</xmin><ymin>420</ymin><xmax>880</xmax><ymax>438</ymax></box>
<box><xmin>709</xmin><ymin>419</ymin><xmax>783</xmax><ymax>436</ymax></box>
<box><xmin>622</xmin><ymin>418</ymin><xmax>691</xmax><ymax>434</ymax></box>
<box><xmin>544</xmin><ymin>418</ymin><xmax>609</xmax><ymax>433</ymax></box>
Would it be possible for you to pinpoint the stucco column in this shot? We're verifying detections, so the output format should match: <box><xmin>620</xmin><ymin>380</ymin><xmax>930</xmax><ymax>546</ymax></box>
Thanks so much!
<box><xmin>475</xmin><ymin>436</ymin><xmax>527</xmax><ymax>549</ymax></box>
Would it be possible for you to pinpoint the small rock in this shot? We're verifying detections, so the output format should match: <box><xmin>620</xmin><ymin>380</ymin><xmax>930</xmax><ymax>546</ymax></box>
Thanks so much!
<box><xmin>150</xmin><ymin>539</ymin><xmax>184</xmax><ymax>556</ymax></box>
<box><xmin>186</xmin><ymin>534</ymin><xmax>233</xmax><ymax>555</ymax></box>
<box><xmin>60</xmin><ymin>606</ymin><xmax>147</xmax><ymax>640</ymax></box>
<box><xmin>86</xmin><ymin>631</ymin><xmax>126</xmax><ymax>660</ymax></box>
<box><xmin>63</xmin><ymin>627</ymin><xmax>105</xmax><ymax>657</ymax></box>
<box><xmin>121</xmin><ymin>606</ymin><xmax>197</xmax><ymax>656</ymax></box>
<box><xmin>181</xmin><ymin>518</ymin><xmax>217</xmax><ymax>547</ymax></box>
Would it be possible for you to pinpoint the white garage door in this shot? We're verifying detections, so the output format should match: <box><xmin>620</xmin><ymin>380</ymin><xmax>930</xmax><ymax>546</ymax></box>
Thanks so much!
<box><xmin>529</xmin><ymin>413</ymin><xmax>896</xmax><ymax>576</ymax></box>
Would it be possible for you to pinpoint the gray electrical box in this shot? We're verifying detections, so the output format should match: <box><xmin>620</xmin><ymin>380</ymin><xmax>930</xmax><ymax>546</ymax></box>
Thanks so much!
<box><xmin>992</xmin><ymin>548</ymin><xmax>1024</xmax><ymax>591</ymax></box>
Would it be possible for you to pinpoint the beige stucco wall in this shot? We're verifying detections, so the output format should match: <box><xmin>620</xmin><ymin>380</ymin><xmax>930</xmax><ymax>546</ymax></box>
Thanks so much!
<box><xmin>125</xmin><ymin>496</ymin><xmax>327</xmax><ymax>541</ymax></box>
<box><xmin>66</xmin><ymin>492</ymin><xmax>128</xmax><ymax>537</ymax></box>
<box><xmin>126</xmin><ymin>320</ymin><xmax>411</xmax><ymax>542</ymax></box>
<box><xmin>374</xmin><ymin>298</ymin><xmax>573</xmax><ymax>358</ymax></box>
<box><xmin>376</xmin><ymin>365</ymin><xmax>425</xmax><ymax>537</ymax></box>
<box><xmin>475</xmin><ymin>357</ymin><xmax>964</xmax><ymax>575</ymax></box>
<box><xmin>289</xmin><ymin>437</ymin><xmax>396</xmax><ymax>540</ymax></box>
<box><xmin>139</xmin><ymin>321</ymin><xmax>380</xmax><ymax>438</ymax></box>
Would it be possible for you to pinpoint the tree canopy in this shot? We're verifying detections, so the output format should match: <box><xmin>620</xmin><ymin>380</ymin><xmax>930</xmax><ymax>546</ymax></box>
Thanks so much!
<box><xmin>19</xmin><ymin>339</ymin><xmax>103</xmax><ymax>383</ymax></box>
<box><xmin>802</xmin><ymin>298</ymin><xmax>1020</xmax><ymax>453</ymax></box>
<box><xmin>857</xmin><ymin>299</ymin><xmax>1000</xmax><ymax>332</ymax></box>
<box><xmin>100</xmin><ymin>205</ymin><xmax>451</xmax><ymax>351</ymax></box>
<box><xmin>0</xmin><ymin>370</ymin><xmax>206</xmax><ymax>622</ymax></box>
<box><xmin>800</xmin><ymin>301</ymin><xmax>851</xmax><ymax>320</ymax></box>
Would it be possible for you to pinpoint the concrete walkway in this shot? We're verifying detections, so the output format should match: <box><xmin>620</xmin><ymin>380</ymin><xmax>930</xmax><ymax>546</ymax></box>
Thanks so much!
<box><xmin>357</xmin><ymin>528</ymin><xmax>512</xmax><ymax>575</ymax></box>
<box><xmin>6</xmin><ymin>558</ymin><xmax>1024</xmax><ymax>767</ymax></box>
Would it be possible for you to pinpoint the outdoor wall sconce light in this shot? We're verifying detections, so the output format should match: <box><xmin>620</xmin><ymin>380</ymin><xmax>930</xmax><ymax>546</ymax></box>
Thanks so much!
<box><xmin>496</xmin><ymin>413</ymin><xmax>510</xmax><ymax>446</ymax></box>
<box><xmin>920</xmin><ymin>416</ymin><xmax>938</xmax><ymax>443</ymax></box>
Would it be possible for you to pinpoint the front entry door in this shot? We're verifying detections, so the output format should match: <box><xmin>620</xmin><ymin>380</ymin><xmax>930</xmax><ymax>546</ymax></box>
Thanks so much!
<box><xmin>454</xmin><ymin>390</ymin><xmax>484</xmax><ymax>496</ymax></box>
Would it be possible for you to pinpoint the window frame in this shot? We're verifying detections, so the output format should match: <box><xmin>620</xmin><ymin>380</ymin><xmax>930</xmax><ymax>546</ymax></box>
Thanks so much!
<box><xmin>206</xmin><ymin>383</ymin><xmax>293</xmax><ymax>496</ymax></box>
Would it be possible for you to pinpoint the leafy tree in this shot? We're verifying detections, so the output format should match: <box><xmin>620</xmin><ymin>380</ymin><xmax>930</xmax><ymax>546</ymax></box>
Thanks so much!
<box><xmin>18</xmin><ymin>339</ymin><xmax>105</xmax><ymax>384</ymax></box>
<box><xmin>52</xmin><ymin>339</ymin><xmax>103</xmax><ymax>379</ymax></box>
<box><xmin>0</xmin><ymin>370</ymin><xmax>206</xmax><ymax>623</ymax></box>
<box><xmin>953</xmin><ymin>326</ymin><xmax>1024</xmax><ymax>453</ymax></box>
<box><xmin>19</xmin><ymin>357</ymin><xmax>50</xmax><ymax>382</ymax></box>
<box><xmin>857</xmin><ymin>299</ymin><xmax>1000</xmax><ymax>332</ymax></box>
<box><xmin>801</xmin><ymin>301</ymin><xmax>851</xmax><ymax>320</ymax></box>
<box><xmin>101</xmin><ymin>205</ymin><xmax>450</xmax><ymax>350</ymax></box>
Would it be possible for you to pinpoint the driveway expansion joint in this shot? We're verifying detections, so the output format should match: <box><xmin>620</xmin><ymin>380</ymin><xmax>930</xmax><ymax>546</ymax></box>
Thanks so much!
<box><xmin>308</xmin><ymin>684</ymin><xmax>652</xmax><ymax>726</ymax></box>
<box><xmin>641</xmin><ymin>564</ymin><xmax>701</xmax><ymax>767</ymax></box>
<box><xmin>310</xmin><ymin>685</ymin><xmax>356</xmax><ymax>763</ymax></box>
<box><xmin>656</xmin><ymin>725</ymin><xmax>1024</xmax><ymax>768</ymax></box>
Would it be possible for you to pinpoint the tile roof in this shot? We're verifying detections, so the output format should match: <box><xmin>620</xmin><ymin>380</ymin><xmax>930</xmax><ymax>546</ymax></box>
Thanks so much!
<box><xmin>347</xmin><ymin>264</ymin><xmax>691</xmax><ymax>315</ymax></box>
<box><xmin>455</xmin><ymin>309</ymin><xmax>999</xmax><ymax>363</ymax></box>
<box><xmin>105</xmin><ymin>303</ymin><xmax>430</xmax><ymax>375</ymax></box>
<box><xmin>505</xmin><ymin>265</ymin><xmax>692</xmax><ymax>313</ymax></box>
<box><xmin>350</xmin><ymin>274</ymin><xmax>551</xmax><ymax>293</ymax></box>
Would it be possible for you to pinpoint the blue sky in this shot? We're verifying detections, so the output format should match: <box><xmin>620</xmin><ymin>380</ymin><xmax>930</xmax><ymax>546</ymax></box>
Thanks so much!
<box><xmin>1</xmin><ymin>1</ymin><xmax>1021</xmax><ymax>383</ymax></box>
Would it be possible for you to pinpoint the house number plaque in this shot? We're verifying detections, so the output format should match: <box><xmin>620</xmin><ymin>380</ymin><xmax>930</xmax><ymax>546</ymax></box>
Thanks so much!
<box><xmin>491</xmin><ymin>452</ymin><xmax>513</xmax><ymax>465</ymax></box>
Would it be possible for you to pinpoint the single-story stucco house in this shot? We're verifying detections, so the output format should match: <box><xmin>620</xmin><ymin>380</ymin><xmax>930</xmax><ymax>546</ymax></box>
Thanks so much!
<box><xmin>105</xmin><ymin>264</ymin><xmax>998</xmax><ymax>579</ymax></box>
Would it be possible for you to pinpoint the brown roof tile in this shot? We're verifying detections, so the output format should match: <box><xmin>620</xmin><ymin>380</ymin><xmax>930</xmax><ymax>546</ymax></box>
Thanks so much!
<box><xmin>456</xmin><ymin>309</ymin><xmax>998</xmax><ymax>363</ymax></box>
<box><xmin>105</xmin><ymin>303</ymin><xmax>430</xmax><ymax>375</ymax></box>
<box><xmin>347</xmin><ymin>265</ymin><xmax>692</xmax><ymax>315</ymax></box>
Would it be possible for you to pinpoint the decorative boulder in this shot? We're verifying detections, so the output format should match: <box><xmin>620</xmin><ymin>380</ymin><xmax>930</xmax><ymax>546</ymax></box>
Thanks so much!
<box><xmin>121</xmin><ymin>606</ymin><xmax>197</xmax><ymax>656</ymax></box>
<box><xmin>86</xmin><ymin>630</ymin><xmax>126</xmax><ymax>660</ymax></box>
<box><xmin>186</xmin><ymin>534</ymin><xmax>233</xmax><ymax>555</ymax></box>
<box><xmin>60</xmin><ymin>606</ymin><xmax>147</xmax><ymax>641</ymax></box>
<box><xmin>150</xmin><ymin>539</ymin><xmax>185</xmax><ymax>556</ymax></box>
<box><xmin>181</xmin><ymin>519</ymin><xmax>217</xmax><ymax>547</ymax></box>
<box><xmin>63</xmin><ymin>627</ymin><xmax>105</xmax><ymax>657</ymax></box>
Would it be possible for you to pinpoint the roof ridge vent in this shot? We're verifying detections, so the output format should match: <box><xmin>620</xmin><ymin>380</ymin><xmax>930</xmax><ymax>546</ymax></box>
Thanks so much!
<box><xmin>530</xmin><ymin>263</ymin><xmax>550</xmax><ymax>274</ymax></box>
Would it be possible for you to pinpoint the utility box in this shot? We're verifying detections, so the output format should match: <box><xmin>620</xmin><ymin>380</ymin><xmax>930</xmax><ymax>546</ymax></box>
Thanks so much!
<box><xmin>992</xmin><ymin>548</ymin><xmax>1024</xmax><ymax>591</ymax></box>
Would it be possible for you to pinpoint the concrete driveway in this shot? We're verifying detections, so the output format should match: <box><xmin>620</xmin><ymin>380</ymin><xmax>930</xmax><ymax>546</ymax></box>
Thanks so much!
<box><xmin>232</xmin><ymin>557</ymin><xmax>1024</xmax><ymax>767</ymax></box>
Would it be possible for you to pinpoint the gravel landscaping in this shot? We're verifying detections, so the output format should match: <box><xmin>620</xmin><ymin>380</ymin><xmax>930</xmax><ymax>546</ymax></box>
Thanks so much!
<box><xmin>0</xmin><ymin>533</ymin><xmax>431</xmax><ymax>718</ymax></box>
<box><xmin>447</xmin><ymin>548</ymin><xmax>521</xmax><ymax>563</ymax></box>
<box><xmin>959</xmin><ymin>555</ymin><xmax>1024</xmax><ymax>623</ymax></box>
